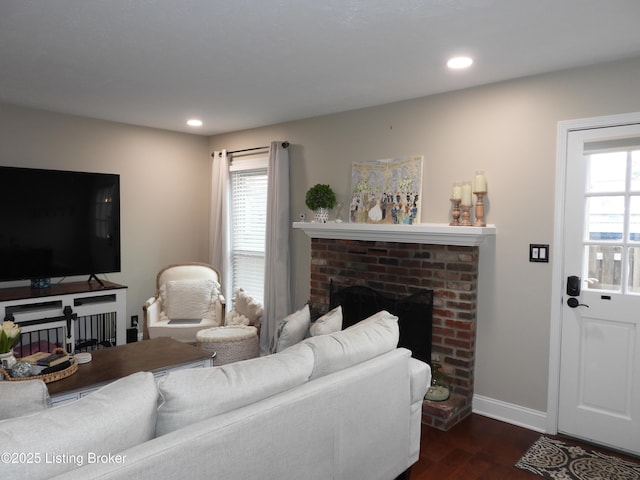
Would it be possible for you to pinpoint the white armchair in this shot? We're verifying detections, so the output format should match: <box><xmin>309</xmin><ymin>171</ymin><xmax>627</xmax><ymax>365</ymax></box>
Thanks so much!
<box><xmin>143</xmin><ymin>263</ymin><xmax>226</xmax><ymax>343</ymax></box>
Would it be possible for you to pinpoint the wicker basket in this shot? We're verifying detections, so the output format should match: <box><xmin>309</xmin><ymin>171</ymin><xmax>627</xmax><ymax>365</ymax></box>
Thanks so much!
<box><xmin>197</xmin><ymin>326</ymin><xmax>259</xmax><ymax>365</ymax></box>
<box><xmin>0</xmin><ymin>348</ymin><xmax>78</xmax><ymax>384</ymax></box>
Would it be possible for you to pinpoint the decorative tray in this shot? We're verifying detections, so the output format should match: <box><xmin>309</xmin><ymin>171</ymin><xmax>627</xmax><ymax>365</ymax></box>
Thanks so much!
<box><xmin>0</xmin><ymin>348</ymin><xmax>78</xmax><ymax>384</ymax></box>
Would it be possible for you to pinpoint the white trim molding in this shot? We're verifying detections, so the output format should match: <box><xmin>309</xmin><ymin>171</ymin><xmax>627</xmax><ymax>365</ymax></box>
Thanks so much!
<box><xmin>473</xmin><ymin>394</ymin><xmax>547</xmax><ymax>433</ymax></box>
<box><xmin>547</xmin><ymin>110</ymin><xmax>640</xmax><ymax>436</ymax></box>
<box><xmin>293</xmin><ymin>221</ymin><xmax>496</xmax><ymax>246</ymax></box>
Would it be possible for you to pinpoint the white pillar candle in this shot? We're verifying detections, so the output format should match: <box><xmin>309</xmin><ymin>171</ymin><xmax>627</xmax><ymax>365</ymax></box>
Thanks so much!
<box><xmin>451</xmin><ymin>183</ymin><xmax>462</xmax><ymax>200</ymax></box>
<box><xmin>473</xmin><ymin>172</ymin><xmax>487</xmax><ymax>192</ymax></box>
<box><xmin>461</xmin><ymin>182</ymin><xmax>472</xmax><ymax>205</ymax></box>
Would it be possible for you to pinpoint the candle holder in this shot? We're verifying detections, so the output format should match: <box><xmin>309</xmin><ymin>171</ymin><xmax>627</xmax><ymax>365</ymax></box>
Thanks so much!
<box><xmin>449</xmin><ymin>198</ymin><xmax>461</xmax><ymax>226</ymax></box>
<box><xmin>473</xmin><ymin>191</ymin><xmax>487</xmax><ymax>227</ymax></box>
<box><xmin>460</xmin><ymin>204</ymin><xmax>472</xmax><ymax>226</ymax></box>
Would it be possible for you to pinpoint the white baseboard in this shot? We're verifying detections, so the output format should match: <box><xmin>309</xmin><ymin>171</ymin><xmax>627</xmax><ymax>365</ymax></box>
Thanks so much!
<box><xmin>472</xmin><ymin>394</ymin><xmax>547</xmax><ymax>433</ymax></box>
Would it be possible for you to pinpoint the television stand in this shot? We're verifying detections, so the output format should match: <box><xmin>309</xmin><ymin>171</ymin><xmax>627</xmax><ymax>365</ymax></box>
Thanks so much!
<box><xmin>0</xmin><ymin>281</ymin><xmax>127</xmax><ymax>355</ymax></box>
<box><xmin>87</xmin><ymin>274</ymin><xmax>105</xmax><ymax>287</ymax></box>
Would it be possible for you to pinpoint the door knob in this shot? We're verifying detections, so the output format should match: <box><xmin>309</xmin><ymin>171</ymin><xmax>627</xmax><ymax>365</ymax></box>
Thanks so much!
<box><xmin>567</xmin><ymin>298</ymin><xmax>589</xmax><ymax>308</ymax></box>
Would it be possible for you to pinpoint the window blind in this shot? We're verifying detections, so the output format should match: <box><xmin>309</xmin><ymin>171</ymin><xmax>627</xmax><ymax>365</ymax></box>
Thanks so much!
<box><xmin>584</xmin><ymin>136</ymin><xmax>640</xmax><ymax>154</ymax></box>
<box><xmin>229</xmin><ymin>159</ymin><xmax>268</xmax><ymax>304</ymax></box>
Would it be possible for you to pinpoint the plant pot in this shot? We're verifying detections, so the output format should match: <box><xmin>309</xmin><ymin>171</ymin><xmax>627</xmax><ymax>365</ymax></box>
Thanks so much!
<box><xmin>0</xmin><ymin>351</ymin><xmax>17</xmax><ymax>370</ymax></box>
<box><xmin>314</xmin><ymin>208</ymin><xmax>329</xmax><ymax>223</ymax></box>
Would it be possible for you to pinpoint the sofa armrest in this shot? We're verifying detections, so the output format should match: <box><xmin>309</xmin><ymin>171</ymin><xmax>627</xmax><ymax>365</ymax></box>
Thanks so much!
<box><xmin>407</xmin><ymin>356</ymin><xmax>430</xmax><ymax>467</ymax></box>
<box><xmin>142</xmin><ymin>295</ymin><xmax>160</xmax><ymax>340</ymax></box>
<box><xmin>408</xmin><ymin>357</ymin><xmax>431</xmax><ymax>404</ymax></box>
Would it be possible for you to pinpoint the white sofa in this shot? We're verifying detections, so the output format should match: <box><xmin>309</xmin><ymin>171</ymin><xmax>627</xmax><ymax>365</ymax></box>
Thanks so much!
<box><xmin>0</xmin><ymin>311</ymin><xmax>430</xmax><ymax>480</ymax></box>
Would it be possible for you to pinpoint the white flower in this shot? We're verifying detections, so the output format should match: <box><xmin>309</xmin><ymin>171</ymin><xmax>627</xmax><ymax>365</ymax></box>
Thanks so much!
<box><xmin>0</xmin><ymin>321</ymin><xmax>21</xmax><ymax>354</ymax></box>
<box><xmin>1</xmin><ymin>321</ymin><xmax>20</xmax><ymax>339</ymax></box>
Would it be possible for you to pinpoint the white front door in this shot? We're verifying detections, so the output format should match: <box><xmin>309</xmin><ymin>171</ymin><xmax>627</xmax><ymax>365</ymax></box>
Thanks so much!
<box><xmin>557</xmin><ymin>122</ymin><xmax>640</xmax><ymax>455</ymax></box>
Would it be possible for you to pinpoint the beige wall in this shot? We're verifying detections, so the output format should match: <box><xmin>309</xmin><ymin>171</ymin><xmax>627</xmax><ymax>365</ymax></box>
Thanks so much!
<box><xmin>210</xmin><ymin>56</ymin><xmax>640</xmax><ymax>413</ymax></box>
<box><xmin>1</xmin><ymin>56</ymin><xmax>638</xmax><ymax>416</ymax></box>
<box><xmin>0</xmin><ymin>104</ymin><xmax>211</xmax><ymax>323</ymax></box>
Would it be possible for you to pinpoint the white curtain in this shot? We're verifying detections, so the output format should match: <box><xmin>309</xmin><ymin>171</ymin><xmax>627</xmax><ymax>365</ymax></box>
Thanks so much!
<box><xmin>209</xmin><ymin>150</ymin><xmax>231</xmax><ymax>302</ymax></box>
<box><xmin>260</xmin><ymin>141</ymin><xmax>291</xmax><ymax>354</ymax></box>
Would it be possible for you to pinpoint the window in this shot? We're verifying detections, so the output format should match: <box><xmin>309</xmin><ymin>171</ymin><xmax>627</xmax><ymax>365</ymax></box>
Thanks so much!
<box><xmin>228</xmin><ymin>157</ymin><xmax>268</xmax><ymax>304</ymax></box>
<box><xmin>583</xmin><ymin>142</ymin><xmax>640</xmax><ymax>293</ymax></box>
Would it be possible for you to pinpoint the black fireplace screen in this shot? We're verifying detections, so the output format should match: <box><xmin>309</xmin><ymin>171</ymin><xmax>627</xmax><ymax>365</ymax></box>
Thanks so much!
<box><xmin>329</xmin><ymin>281</ymin><xmax>433</xmax><ymax>365</ymax></box>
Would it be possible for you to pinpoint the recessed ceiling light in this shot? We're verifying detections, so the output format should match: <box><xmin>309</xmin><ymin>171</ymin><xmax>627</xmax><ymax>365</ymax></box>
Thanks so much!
<box><xmin>187</xmin><ymin>119</ymin><xmax>203</xmax><ymax>127</ymax></box>
<box><xmin>447</xmin><ymin>56</ymin><xmax>473</xmax><ymax>69</ymax></box>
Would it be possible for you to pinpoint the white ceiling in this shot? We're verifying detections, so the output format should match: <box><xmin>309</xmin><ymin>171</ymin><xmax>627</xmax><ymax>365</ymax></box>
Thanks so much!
<box><xmin>1</xmin><ymin>1</ymin><xmax>640</xmax><ymax>136</ymax></box>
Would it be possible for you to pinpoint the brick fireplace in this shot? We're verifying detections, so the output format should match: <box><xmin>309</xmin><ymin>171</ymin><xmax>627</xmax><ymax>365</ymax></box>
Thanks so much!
<box><xmin>294</xmin><ymin>222</ymin><xmax>495</xmax><ymax>431</ymax></box>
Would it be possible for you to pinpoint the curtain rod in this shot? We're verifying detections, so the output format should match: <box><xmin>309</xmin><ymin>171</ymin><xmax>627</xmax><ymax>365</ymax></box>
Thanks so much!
<box><xmin>212</xmin><ymin>141</ymin><xmax>289</xmax><ymax>157</ymax></box>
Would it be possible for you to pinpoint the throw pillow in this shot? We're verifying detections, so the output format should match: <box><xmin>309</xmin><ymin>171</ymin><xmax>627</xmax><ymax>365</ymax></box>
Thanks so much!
<box><xmin>225</xmin><ymin>310</ymin><xmax>251</xmax><ymax>326</ymax></box>
<box><xmin>275</xmin><ymin>304</ymin><xmax>311</xmax><ymax>353</ymax></box>
<box><xmin>230</xmin><ymin>288</ymin><xmax>264</xmax><ymax>326</ymax></box>
<box><xmin>162</xmin><ymin>278</ymin><xmax>219</xmax><ymax>321</ymax></box>
<box><xmin>309</xmin><ymin>305</ymin><xmax>343</xmax><ymax>336</ymax></box>
<box><xmin>345</xmin><ymin>309</ymin><xmax>394</xmax><ymax>329</ymax></box>
<box><xmin>0</xmin><ymin>379</ymin><xmax>49</xmax><ymax>420</ymax></box>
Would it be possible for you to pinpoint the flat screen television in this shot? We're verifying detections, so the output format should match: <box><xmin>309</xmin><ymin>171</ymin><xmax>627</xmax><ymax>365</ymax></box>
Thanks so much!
<box><xmin>0</xmin><ymin>166</ymin><xmax>121</xmax><ymax>283</ymax></box>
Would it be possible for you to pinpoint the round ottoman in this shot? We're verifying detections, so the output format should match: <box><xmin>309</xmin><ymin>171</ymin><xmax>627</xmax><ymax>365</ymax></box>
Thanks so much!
<box><xmin>196</xmin><ymin>325</ymin><xmax>259</xmax><ymax>365</ymax></box>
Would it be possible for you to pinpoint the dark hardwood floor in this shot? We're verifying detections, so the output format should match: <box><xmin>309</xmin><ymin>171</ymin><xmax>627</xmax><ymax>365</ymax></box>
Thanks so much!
<box><xmin>409</xmin><ymin>414</ymin><xmax>541</xmax><ymax>480</ymax></box>
<box><xmin>408</xmin><ymin>413</ymin><xmax>639</xmax><ymax>480</ymax></box>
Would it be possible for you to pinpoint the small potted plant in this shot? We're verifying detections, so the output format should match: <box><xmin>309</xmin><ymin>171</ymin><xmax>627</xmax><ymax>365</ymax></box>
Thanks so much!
<box><xmin>305</xmin><ymin>184</ymin><xmax>336</xmax><ymax>223</ymax></box>
<box><xmin>0</xmin><ymin>320</ymin><xmax>21</xmax><ymax>369</ymax></box>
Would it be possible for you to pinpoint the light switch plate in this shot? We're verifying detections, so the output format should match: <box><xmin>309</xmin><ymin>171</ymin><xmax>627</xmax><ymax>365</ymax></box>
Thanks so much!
<box><xmin>529</xmin><ymin>244</ymin><xmax>549</xmax><ymax>263</ymax></box>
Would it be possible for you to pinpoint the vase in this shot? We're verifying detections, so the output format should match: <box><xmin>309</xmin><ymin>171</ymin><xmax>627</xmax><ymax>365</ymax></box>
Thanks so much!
<box><xmin>425</xmin><ymin>363</ymin><xmax>451</xmax><ymax>402</ymax></box>
<box><xmin>314</xmin><ymin>208</ymin><xmax>329</xmax><ymax>223</ymax></box>
<box><xmin>0</xmin><ymin>351</ymin><xmax>17</xmax><ymax>370</ymax></box>
<box><xmin>425</xmin><ymin>380</ymin><xmax>450</xmax><ymax>402</ymax></box>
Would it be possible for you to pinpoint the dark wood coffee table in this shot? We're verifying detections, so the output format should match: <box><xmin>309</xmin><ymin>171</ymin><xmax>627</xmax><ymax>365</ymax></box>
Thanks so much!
<box><xmin>47</xmin><ymin>337</ymin><xmax>213</xmax><ymax>405</ymax></box>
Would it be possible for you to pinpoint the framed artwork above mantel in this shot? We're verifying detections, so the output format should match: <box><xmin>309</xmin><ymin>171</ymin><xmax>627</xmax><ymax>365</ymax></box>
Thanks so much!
<box><xmin>350</xmin><ymin>155</ymin><xmax>423</xmax><ymax>225</ymax></box>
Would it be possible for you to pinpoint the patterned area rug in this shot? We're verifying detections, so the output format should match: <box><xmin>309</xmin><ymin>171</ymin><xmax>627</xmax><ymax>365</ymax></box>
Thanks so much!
<box><xmin>516</xmin><ymin>436</ymin><xmax>640</xmax><ymax>480</ymax></box>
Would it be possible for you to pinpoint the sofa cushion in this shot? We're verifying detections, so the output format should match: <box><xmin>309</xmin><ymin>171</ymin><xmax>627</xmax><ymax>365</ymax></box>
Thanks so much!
<box><xmin>0</xmin><ymin>379</ymin><xmax>49</xmax><ymax>420</ymax></box>
<box><xmin>310</xmin><ymin>305</ymin><xmax>343</xmax><ymax>336</ymax></box>
<box><xmin>0</xmin><ymin>371</ymin><xmax>158</xmax><ymax>479</ymax></box>
<box><xmin>162</xmin><ymin>278</ymin><xmax>219</xmax><ymax>321</ymax></box>
<box><xmin>156</xmin><ymin>341</ymin><xmax>314</xmax><ymax>436</ymax></box>
<box><xmin>303</xmin><ymin>310</ymin><xmax>399</xmax><ymax>380</ymax></box>
<box><xmin>274</xmin><ymin>304</ymin><xmax>311</xmax><ymax>352</ymax></box>
<box><xmin>345</xmin><ymin>309</ymin><xmax>394</xmax><ymax>329</ymax></box>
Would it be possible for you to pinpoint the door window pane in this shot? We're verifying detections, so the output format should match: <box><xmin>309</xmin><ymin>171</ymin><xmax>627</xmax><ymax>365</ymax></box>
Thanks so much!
<box><xmin>584</xmin><ymin>147</ymin><xmax>640</xmax><ymax>295</ymax></box>
<box><xmin>584</xmin><ymin>245</ymin><xmax>623</xmax><ymax>292</ymax></box>
<box><xmin>631</xmin><ymin>196</ymin><xmax>640</xmax><ymax>242</ymax></box>
<box><xmin>587</xmin><ymin>152</ymin><xmax>626</xmax><ymax>192</ymax></box>
<box><xmin>586</xmin><ymin>196</ymin><xmax>624</xmax><ymax>241</ymax></box>
<box><xmin>629</xmin><ymin>247</ymin><xmax>640</xmax><ymax>294</ymax></box>
<box><xmin>632</xmin><ymin>151</ymin><xmax>640</xmax><ymax>191</ymax></box>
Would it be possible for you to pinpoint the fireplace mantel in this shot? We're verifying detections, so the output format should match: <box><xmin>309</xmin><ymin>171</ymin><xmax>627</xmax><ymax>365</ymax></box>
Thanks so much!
<box><xmin>293</xmin><ymin>222</ymin><xmax>496</xmax><ymax>246</ymax></box>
